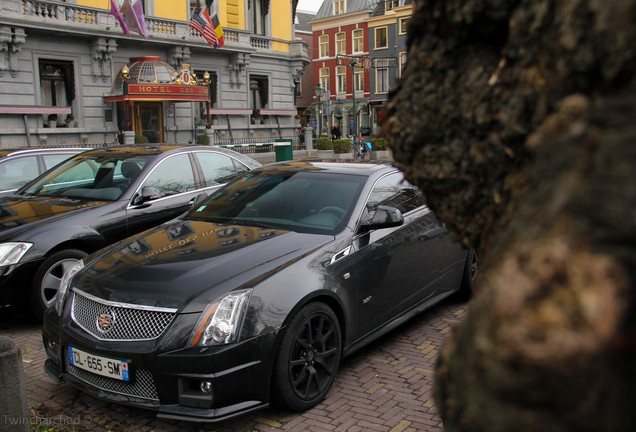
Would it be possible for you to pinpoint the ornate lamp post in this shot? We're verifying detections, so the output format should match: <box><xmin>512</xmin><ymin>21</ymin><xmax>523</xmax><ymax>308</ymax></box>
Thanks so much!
<box><xmin>202</xmin><ymin>71</ymin><xmax>211</xmax><ymax>128</ymax></box>
<box><xmin>121</xmin><ymin>64</ymin><xmax>131</xmax><ymax>132</ymax></box>
<box><xmin>348</xmin><ymin>59</ymin><xmax>358</xmax><ymax>139</ymax></box>
<box><xmin>314</xmin><ymin>84</ymin><xmax>325</xmax><ymax>137</ymax></box>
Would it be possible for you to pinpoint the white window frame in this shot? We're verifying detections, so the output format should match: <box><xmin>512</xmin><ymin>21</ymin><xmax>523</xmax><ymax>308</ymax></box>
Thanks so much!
<box><xmin>375</xmin><ymin>59</ymin><xmax>389</xmax><ymax>94</ymax></box>
<box><xmin>319</xmin><ymin>67</ymin><xmax>330</xmax><ymax>94</ymax></box>
<box><xmin>335</xmin><ymin>32</ymin><xmax>346</xmax><ymax>56</ymax></box>
<box><xmin>352</xmin><ymin>28</ymin><xmax>363</xmax><ymax>53</ymax></box>
<box><xmin>399</xmin><ymin>51</ymin><xmax>407</xmax><ymax>77</ymax></box>
<box><xmin>375</xmin><ymin>27</ymin><xmax>388</xmax><ymax>50</ymax></box>
<box><xmin>319</xmin><ymin>34</ymin><xmax>329</xmax><ymax>58</ymax></box>
<box><xmin>336</xmin><ymin>65</ymin><xmax>346</xmax><ymax>96</ymax></box>
<box><xmin>333</xmin><ymin>0</ymin><xmax>346</xmax><ymax>15</ymax></box>
<box><xmin>399</xmin><ymin>17</ymin><xmax>409</xmax><ymax>35</ymax></box>
<box><xmin>354</xmin><ymin>66</ymin><xmax>364</xmax><ymax>97</ymax></box>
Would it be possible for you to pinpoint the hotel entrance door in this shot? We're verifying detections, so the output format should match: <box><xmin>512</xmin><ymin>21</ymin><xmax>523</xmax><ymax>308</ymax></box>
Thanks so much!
<box><xmin>135</xmin><ymin>102</ymin><xmax>163</xmax><ymax>143</ymax></box>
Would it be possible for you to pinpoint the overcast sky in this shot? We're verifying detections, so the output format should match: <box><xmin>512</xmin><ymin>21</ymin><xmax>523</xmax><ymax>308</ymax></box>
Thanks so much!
<box><xmin>297</xmin><ymin>0</ymin><xmax>324</xmax><ymax>13</ymax></box>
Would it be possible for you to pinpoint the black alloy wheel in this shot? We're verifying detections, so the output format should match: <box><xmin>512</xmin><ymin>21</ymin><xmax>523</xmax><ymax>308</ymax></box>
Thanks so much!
<box><xmin>272</xmin><ymin>302</ymin><xmax>342</xmax><ymax>411</ymax></box>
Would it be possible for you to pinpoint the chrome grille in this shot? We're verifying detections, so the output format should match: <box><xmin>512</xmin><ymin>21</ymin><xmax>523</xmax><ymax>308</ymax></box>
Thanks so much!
<box><xmin>65</xmin><ymin>351</ymin><xmax>159</xmax><ymax>401</ymax></box>
<box><xmin>71</xmin><ymin>289</ymin><xmax>177</xmax><ymax>341</ymax></box>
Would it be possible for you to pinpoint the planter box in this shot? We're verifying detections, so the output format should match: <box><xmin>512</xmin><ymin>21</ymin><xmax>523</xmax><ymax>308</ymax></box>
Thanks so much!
<box><xmin>333</xmin><ymin>152</ymin><xmax>353</xmax><ymax>161</ymax></box>
<box><xmin>371</xmin><ymin>150</ymin><xmax>391</xmax><ymax>161</ymax></box>
<box><xmin>315</xmin><ymin>150</ymin><xmax>334</xmax><ymax>160</ymax></box>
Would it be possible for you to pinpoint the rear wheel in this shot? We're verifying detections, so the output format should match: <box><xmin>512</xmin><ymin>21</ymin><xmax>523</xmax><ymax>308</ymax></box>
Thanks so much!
<box><xmin>31</xmin><ymin>249</ymin><xmax>87</xmax><ymax>319</ymax></box>
<box><xmin>272</xmin><ymin>302</ymin><xmax>342</xmax><ymax>411</ymax></box>
<box><xmin>457</xmin><ymin>249</ymin><xmax>478</xmax><ymax>300</ymax></box>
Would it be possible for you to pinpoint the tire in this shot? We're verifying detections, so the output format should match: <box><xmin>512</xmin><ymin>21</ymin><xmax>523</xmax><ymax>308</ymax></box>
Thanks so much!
<box><xmin>457</xmin><ymin>248</ymin><xmax>478</xmax><ymax>301</ymax></box>
<box><xmin>30</xmin><ymin>249</ymin><xmax>87</xmax><ymax>319</ymax></box>
<box><xmin>272</xmin><ymin>302</ymin><xmax>342</xmax><ymax>411</ymax></box>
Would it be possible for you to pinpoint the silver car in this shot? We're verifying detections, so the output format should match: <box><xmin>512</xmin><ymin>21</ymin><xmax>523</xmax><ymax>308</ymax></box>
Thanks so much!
<box><xmin>0</xmin><ymin>147</ymin><xmax>86</xmax><ymax>196</ymax></box>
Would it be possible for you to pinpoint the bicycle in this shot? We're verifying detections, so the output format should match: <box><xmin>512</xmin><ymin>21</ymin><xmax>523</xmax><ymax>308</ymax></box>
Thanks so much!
<box><xmin>349</xmin><ymin>135</ymin><xmax>372</xmax><ymax>160</ymax></box>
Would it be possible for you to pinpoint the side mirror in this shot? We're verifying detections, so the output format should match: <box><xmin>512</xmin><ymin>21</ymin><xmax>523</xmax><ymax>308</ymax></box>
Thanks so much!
<box><xmin>189</xmin><ymin>192</ymin><xmax>208</xmax><ymax>208</ymax></box>
<box><xmin>133</xmin><ymin>186</ymin><xmax>161</xmax><ymax>206</ymax></box>
<box><xmin>359</xmin><ymin>205</ymin><xmax>404</xmax><ymax>232</ymax></box>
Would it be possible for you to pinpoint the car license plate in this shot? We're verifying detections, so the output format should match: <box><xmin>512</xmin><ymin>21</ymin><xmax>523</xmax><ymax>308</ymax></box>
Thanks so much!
<box><xmin>68</xmin><ymin>346</ymin><xmax>130</xmax><ymax>381</ymax></box>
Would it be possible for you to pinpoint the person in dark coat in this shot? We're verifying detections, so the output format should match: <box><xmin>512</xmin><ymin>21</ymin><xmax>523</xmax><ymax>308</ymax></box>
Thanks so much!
<box><xmin>331</xmin><ymin>122</ymin><xmax>342</xmax><ymax>140</ymax></box>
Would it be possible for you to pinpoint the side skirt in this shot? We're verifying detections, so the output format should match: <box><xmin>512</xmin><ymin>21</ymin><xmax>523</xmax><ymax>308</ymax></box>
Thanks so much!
<box><xmin>342</xmin><ymin>290</ymin><xmax>457</xmax><ymax>358</ymax></box>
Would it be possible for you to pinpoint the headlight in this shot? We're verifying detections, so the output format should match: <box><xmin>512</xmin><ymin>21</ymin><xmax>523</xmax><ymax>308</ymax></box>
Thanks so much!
<box><xmin>190</xmin><ymin>289</ymin><xmax>252</xmax><ymax>347</ymax></box>
<box><xmin>0</xmin><ymin>242</ymin><xmax>33</xmax><ymax>273</ymax></box>
<box><xmin>55</xmin><ymin>260</ymin><xmax>84</xmax><ymax>315</ymax></box>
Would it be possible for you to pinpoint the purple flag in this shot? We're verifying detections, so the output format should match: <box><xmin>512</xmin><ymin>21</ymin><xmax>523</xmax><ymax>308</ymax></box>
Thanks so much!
<box><xmin>120</xmin><ymin>0</ymin><xmax>148</xmax><ymax>38</ymax></box>
<box><xmin>110</xmin><ymin>0</ymin><xmax>130</xmax><ymax>35</ymax></box>
<box><xmin>132</xmin><ymin>0</ymin><xmax>148</xmax><ymax>38</ymax></box>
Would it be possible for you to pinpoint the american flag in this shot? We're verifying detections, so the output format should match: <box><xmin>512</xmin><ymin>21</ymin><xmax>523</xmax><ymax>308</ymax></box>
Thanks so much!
<box><xmin>189</xmin><ymin>9</ymin><xmax>218</xmax><ymax>48</ymax></box>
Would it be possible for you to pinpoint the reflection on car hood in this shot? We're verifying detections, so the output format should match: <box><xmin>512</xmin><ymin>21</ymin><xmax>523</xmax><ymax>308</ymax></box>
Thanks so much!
<box><xmin>74</xmin><ymin>219</ymin><xmax>333</xmax><ymax>312</ymax></box>
<box><xmin>0</xmin><ymin>195</ymin><xmax>109</xmax><ymax>233</ymax></box>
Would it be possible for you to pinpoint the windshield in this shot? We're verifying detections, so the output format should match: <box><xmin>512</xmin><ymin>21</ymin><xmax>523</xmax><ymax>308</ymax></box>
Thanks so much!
<box><xmin>187</xmin><ymin>169</ymin><xmax>366</xmax><ymax>235</ymax></box>
<box><xmin>21</xmin><ymin>153</ymin><xmax>153</xmax><ymax>201</ymax></box>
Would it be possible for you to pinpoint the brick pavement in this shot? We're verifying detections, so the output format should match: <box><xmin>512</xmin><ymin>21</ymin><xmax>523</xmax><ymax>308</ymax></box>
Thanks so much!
<box><xmin>0</xmin><ymin>298</ymin><xmax>467</xmax><ymax>432</ymax></box>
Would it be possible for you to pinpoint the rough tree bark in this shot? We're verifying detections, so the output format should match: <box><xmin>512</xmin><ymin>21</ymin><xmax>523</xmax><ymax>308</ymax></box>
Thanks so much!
<box><xmin>383</xmin><ymin>1</ymin><xmax>636</xmax><ymax>431</ymax></box>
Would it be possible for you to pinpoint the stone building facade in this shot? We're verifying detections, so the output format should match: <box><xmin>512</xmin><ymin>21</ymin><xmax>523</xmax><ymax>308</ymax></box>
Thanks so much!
<box><xmin>0</xmin><ymin>0</ymin><xmax>309</xmax><ymax>147</ymax></box>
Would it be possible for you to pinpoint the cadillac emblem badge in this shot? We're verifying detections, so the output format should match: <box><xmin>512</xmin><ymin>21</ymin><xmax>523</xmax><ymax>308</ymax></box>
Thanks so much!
<box><xmin>96</xmin><ymin>311</ymin><xmax>116</xmax><ymax>334</ymax></box>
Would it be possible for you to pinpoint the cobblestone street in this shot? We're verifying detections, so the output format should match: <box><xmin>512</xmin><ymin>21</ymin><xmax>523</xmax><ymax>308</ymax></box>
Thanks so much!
<box><xmin>1</xmin><ymin>298</ymin><xmax>467</xmax><ymax>432</ymax></box>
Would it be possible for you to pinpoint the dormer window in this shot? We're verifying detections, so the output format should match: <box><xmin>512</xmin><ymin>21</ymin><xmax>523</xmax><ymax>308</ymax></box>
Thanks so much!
<box><xmin>333</xmin><ymin>0</ymin><xmax>345</xmax><ymax>15</ymax></box>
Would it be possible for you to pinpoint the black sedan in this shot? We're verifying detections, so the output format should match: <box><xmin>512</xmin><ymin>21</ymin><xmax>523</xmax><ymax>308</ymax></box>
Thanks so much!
<box><xmin>0</xmin><ymin>145</ymin><xmax>260</xmax><ymax>317</ymax></box>
<box><xmin>42</xmin><ymin>162</ymin><xmax>476</xmax><ymax>422</ymax></box>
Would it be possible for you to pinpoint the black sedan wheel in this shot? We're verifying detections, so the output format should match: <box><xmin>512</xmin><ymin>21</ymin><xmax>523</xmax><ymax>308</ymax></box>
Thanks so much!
<box><xmin>272</xmin><ymin>302</ymin><xmax>342</xmax><ymax>411</ymax></box>
<box><xmin>31</xmin><ymin>249</ymin><xmax>87</xmax><ymax>319</ymax></box>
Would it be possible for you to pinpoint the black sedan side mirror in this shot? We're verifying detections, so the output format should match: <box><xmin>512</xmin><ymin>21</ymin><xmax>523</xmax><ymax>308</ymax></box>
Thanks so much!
<box><xmin>133</xmin><ymin>186</ymin><xmax>161</xmax><ymax>206</ymax></box>
<box><xmin>359</xmin><ymin>205</ymin><xmax>404</xmax><ymax>232</ymax></box>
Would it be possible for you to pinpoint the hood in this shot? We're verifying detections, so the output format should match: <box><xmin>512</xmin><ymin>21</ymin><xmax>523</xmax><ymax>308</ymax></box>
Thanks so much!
<box><xmin>0</xmin><ymin>195</ymin><xmax>107</xmax><ymax>235</ymax></box>
<box><xmin>73</xmin><ymin>219</ymin><xmax>333</xmax><ymax>312</ymax></box>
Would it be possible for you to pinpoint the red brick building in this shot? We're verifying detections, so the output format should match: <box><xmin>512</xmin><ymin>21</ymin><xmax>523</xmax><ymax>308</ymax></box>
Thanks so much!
<box><xmin>310</xmin><ymin>0</ymin><xmax>374</xmax><ymax>138</ymax></box>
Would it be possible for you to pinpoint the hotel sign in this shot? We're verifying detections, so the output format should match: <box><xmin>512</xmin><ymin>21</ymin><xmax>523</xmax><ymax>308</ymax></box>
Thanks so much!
<box><xmin>104</xmin><ymin>83</ymin><xmax>209</xmax><ymax>102</ymax></box>
<box><xmin>128</xmin><ymin>84</ymin><xmax>208</xmax><ymax>96</ymax></box>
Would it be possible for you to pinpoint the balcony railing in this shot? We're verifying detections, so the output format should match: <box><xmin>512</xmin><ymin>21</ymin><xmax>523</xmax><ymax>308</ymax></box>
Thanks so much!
<box><xmin>12</xmin><ymin>0</ymin><xmax>268</xmax><ymax>52</ymax></box>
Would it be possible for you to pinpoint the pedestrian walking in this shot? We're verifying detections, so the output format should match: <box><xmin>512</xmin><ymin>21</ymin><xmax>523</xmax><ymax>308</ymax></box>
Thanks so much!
<box><xmin>331</xmin><ymin>122</ymin><xmax>342</xmax><ymax>140</ymax></box>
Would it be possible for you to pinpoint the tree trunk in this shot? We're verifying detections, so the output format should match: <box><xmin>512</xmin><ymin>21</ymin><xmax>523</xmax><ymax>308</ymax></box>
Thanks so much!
<box><xmin>383</xmin><ymin>1</ymin><xmax>636</xmax><ymax>430</ymax></box>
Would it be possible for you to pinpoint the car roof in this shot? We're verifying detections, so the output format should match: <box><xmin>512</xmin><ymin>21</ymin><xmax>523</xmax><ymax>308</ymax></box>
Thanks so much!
<box><xmin>76</xmin><ymin>144</ymin><xmax>253</xmax><ymax>157</ymax></box>
<box><xmin>263</xmin><ymin>161</ymin><xmax>395</xmax><ymax>177</ymax></box>
<box><xmin>0</xmin><ymin>147</ymin><xmax>86</xmax><ymax>159</ymax></box>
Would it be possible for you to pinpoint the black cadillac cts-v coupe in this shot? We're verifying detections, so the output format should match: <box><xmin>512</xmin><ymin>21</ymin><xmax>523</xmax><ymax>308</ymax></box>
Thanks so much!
<box><xmin>42</xmin><ymin>162</ymin><xmax>476</xmax><ymax>422</ymax></box>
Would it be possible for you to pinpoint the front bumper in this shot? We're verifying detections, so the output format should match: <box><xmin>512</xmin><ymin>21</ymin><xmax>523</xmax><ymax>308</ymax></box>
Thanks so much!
<box><xmin>0</xmin><ymin>260</ymin><xmax>41</xmax><ymax>307</ymax></box>
<box><xmin>42</xmin><ymin>306</ymin><xmax>277</xmax><ymax>422</ymax></box>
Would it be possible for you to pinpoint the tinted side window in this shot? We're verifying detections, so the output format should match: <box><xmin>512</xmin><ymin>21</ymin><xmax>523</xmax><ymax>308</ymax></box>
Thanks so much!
<box><xmin>367</xmin><ymin>172</ymin><xmax>425</xmax><ymax>214</ymax></box>
<box><xmin>0</xmin><ymin>156</ymin><xmax>39</xmax><ymax>190</ymax></box>
<box><xmin>141</xmin><ymin>153</ymin><xmax>196</xmax><ymax>198</ymax></box>
<box><xmin>42</xmin><ymin>153</ymin><xmax>74</xmax><ymax>170</ymax></box>
<box><xmin>194</xmin><ymin>152</ymin><xmax>239</xmax><ymax>186</ymax></box>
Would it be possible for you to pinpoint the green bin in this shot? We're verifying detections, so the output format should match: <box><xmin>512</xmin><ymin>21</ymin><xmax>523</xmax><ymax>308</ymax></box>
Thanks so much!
<box><xmin>274</xmin><ymin>139</ymin><xmax>293</xmax><ymax>162</ymax></box>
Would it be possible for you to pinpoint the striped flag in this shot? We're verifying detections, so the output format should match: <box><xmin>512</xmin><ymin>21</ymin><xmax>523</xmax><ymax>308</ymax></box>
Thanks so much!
<box><xmin>190</xmin><ymin>9</ymin><xmax>219</xmax><ymax>49</ymax></box>
<box><xmin>209</xmin><ymin>13</ymin><xmax>225</xmax><ymax>48</ymax></box>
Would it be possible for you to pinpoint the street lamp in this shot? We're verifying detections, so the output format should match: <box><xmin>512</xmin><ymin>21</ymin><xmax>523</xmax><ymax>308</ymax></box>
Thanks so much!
<box><xmin>121</xmin><ymin>64</ymin><xmax>131</xmax><ymax>132</ymax></box>
<box><xmin>314</xmin><ymin>84</ymin><xmax>325</xmax><ymax>137</ymax></box>
<box><xmin>348</xmin><ymin>59</ymin><xmax>358</xmax><ymax>139</ymax></box>
<box><xmin>202</xmin><ymin>71</ymin><xmax>211</xmax><ymax>128</ymax></box>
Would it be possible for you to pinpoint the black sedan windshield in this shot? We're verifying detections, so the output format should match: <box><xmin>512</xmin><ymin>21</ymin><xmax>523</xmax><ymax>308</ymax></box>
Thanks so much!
<box><xmin>22</xmin><ymin>153</ymin><xmax>153</xmax><ymax>201</ymax></box>
<box><xmin>187</xmin><ymin>169</ymin><xmax>366</xmax><ymax>234</ymax></box>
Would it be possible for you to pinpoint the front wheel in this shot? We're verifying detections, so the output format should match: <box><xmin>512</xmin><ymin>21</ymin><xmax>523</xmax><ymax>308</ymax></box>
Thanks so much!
<box><xmin>272</xmin><ymin>302</ymin><xmax>342</xmax><ymax>411</ymax></box>
<box><xmin>31</xmin><ymin>249</ymin><xmax>87</xmax><ymax>319</ymax></box>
